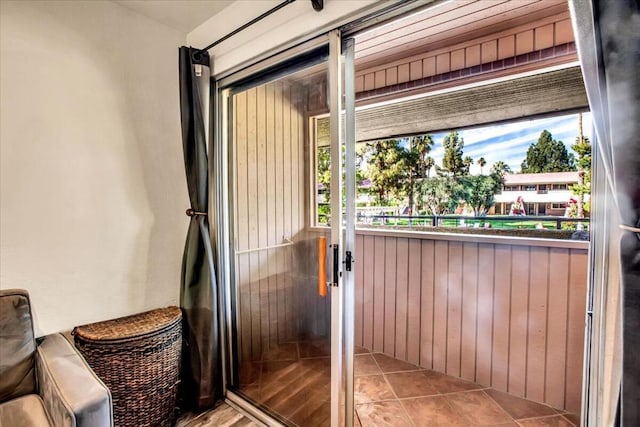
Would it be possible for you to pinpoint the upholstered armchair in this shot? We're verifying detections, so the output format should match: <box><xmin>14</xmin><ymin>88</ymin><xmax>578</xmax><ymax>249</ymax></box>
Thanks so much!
<box><xmin>0</xmin><ymin>289</ymin><xmax>113</xmax><ymax>427</ymax></box>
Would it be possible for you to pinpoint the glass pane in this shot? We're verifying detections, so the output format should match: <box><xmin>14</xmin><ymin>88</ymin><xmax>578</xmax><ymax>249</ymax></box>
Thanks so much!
<box><xmin>229</xmin><ymin>59</ymin><xmax>335</xmax><ymax>426</ymax></box>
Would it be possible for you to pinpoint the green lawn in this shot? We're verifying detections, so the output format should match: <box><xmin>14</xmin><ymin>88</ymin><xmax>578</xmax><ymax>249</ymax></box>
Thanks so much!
<box><xmin>363</xmin><ymin>217</ymin><xmax>588</xmax><ymax>231</ymax></box>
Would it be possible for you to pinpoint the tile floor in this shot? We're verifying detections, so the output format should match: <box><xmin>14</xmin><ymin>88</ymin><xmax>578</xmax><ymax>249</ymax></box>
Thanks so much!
<box><xmin>177</xmin><ymin>402</ymin><xmax>258</xmax><ymax>427</ymax></box>
<box><xmin>195</xmin><ymin>342</ymin><xmax>581</xmax><ymax>427</ymax></box>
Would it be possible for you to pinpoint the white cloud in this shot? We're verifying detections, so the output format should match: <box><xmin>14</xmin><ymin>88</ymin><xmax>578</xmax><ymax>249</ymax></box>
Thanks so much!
<box><xmin>425</xmin><ymin>112</ymin><xmax>591</xmax><ymax>174</ymax></box>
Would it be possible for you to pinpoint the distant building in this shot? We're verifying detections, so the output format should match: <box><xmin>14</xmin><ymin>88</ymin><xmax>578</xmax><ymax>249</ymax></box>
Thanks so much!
<box><xmin>494</xmin><ymin>172</ymin><xmax>581</xmax><ymax>216</ymax></box>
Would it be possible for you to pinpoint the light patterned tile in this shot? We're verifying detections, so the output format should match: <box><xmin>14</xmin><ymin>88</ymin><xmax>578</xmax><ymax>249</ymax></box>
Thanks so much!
<box><xmin>385</xmin><ymin>370</ymin><xmax>439</xmax><ymax>398</ymax></box>
<box><xmin>180</xmin><ymin>403</ymin><xmax>257</xmax><ymax>427</ymax></box>
<box><xmin>355</xmin><ymin>354</ymin><xmax>382</xmax><ymax>376</ymax></box>
<box><xmin>357</xmin><ymin>401</ymin><xmax>413</xmax><ymax>427</ymax></box>
<box><xmin>372</xmin><ymin>353</ymin><xmax>420</xmax><ymax>373</ymax></box>
<box><xmin>421</xmin><ymin>369</ymin><xmax>483</xmax><ymax>394</ymax></box>
<box><xmin>354</xmin><ymin>375</ymin><xmax>395</xmax><ymax>404</ymax></box>
<box><xmin>445</xmin><ymin>390</ymin><xmax>512</xmax><ymax>425</ymax></box>
<box><xmin>401</xmin><ymin>395</ymin><xmax>470</xmax><ymax>427</ymax></box>
<box><xmin>517</xmin><ymin>415</ymin><xmax>575</xmax><ymax>426</ymax></box>
<box><xmin>485</xmin><ymin>388</ymin><xmax>557</xmax><ymax>420</ymax></box>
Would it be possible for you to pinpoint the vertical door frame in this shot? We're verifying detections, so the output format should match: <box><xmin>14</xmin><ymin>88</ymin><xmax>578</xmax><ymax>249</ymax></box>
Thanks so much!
<box><xmin>328</xmin><ymin>28</ymin><xmax>345</xmax><ymax>427</ymax></box>
<box><xmin>213</xmin><ymin>81</ymin><xmax>232</xmax><ymax>394</ymax></box>
<box><xmin>343</xmin><ymin>36</ymin><xmax>357</xmax><ymax>427</ymax></box>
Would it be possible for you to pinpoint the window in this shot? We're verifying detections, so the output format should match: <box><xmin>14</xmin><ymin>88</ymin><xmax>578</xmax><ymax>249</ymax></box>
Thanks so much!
<box><xmin>315</xmin><ymin>145</ymin><xmax>331</xmax><ymax>225</ymax></box>
<box><xmin>310</xmin><ymin>106</ymin><xmax>592</xmax><ymax>239</ymax></box>
<box><xmin>313</xmin><ymin>116</ymin><xmax>331</xmax><ymax>226</ymax></box>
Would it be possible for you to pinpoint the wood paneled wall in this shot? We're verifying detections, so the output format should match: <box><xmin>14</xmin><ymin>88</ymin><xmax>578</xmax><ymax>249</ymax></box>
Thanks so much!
<box><xmin>231</xmin><ymin>73</ymin><xmax>587</xmax><ymax>415</ymax></box>
<box><xmin>354</xmin><ymin>231</ymin><xmax>588</xmax><ymax>412</ymax></box>
<box><xmin>232</xmin><ymin>81</ymin><xmax>316</xmax><ymax>362</ymax></box>
<box><xmin>355</xmin><ymin>13</ymin><xmax>575</xmax><ymax>94</ymax></box>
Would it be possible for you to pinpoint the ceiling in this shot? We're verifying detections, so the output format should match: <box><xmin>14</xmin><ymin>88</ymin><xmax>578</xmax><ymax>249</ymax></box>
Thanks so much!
<box><xmin>315</xmin><ymin>66</ymin><xmax>587</xmax><ymax>144</ymax></box>
<box><xmin>353</xmin><ymin>66</ymin><xmax>587</xmax><ymax>142</ymax></box>
<box><xmin>113</xmin><ymin>0</ymin><xmax>234</xmax><ymax>33</ymax></box>
<box><xmin>355</xmin><ymin>0</ymin><xmax>568</xmax><ymax>70</ymax></box>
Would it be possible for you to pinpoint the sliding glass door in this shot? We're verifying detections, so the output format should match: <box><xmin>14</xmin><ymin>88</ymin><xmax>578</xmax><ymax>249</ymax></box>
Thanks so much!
<box><xmin>220</xmin><ymin>31</ymin><xmax>356</xmax><ymax>426</ymax></box>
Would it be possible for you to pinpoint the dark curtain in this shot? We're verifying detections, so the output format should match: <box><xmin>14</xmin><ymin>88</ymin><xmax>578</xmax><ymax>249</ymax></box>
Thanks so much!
<box><xmin>178</xmin><ymin>46</ymin><xmax>221</xmax><ymax>410</ymax></box>
<box><xmin>569</xmin><ymin>0</ymin><xmax>640</xmax><ymax>425</ymax></box>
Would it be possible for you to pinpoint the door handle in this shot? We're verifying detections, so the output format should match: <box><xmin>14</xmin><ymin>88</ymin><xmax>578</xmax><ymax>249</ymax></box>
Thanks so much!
<box><xmin>318</xmin><ymin>236</ymin><xmax>327</xmax><ymax>297</ymax></box>
<box><xmin>332</xmin><ymin>244</ymin><xmax>339</xmax><ymax>286</ymax></box>
<box><xmin>344</xmin><ymin>250</ymin><xmax>354</xmax><ymax>271</ymax></box>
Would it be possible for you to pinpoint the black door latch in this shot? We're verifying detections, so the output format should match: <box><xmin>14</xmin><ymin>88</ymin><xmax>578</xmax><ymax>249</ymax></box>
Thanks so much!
<box><xmin>332</xmin><ymin>244</ymin><xmax>339</xmax><ymax>286</ymax></box>
<box><xmin>345</xmin><ymin>251</ymin><xmax>354</xmax><ymax>272</ymax></box>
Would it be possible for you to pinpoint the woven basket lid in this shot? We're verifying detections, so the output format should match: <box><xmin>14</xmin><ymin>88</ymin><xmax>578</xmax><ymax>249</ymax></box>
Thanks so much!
<box><xmin>73</xmin><ymin>306</ymin><xmax>182</xmax><ymax>341</ymax></box>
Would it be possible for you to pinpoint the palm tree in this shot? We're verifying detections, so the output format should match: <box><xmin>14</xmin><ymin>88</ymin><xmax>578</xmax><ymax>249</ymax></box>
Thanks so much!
<box><xmin>490</xmin><ymin>160</ymin><xmax>512</xmax><ymax>177</ymax></box>
<box><xmin>463</xmin><ymin>156</ymin><xmax>474</xmax><ymax>175</ymax></box>
<box><xmin>407</xmin><ymin>135</ymin><xmax>434</xmax><ymax>215</ymax></box>
<box><xmin>425</xmin><ymin>156</ymin><xmax>435</xmax><ymax>177</ymax></box>
<box><xmin>477</xmin><ymin>157</ymin><xmax>487</xmax><ymax>174</ymax></box>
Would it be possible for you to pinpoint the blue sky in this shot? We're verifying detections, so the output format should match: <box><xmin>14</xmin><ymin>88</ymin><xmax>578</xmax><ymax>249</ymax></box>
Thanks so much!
<box><xmin>423</xmin><ymin>112</ymin><xmax>592</xmax><ymax>175</ymax></box>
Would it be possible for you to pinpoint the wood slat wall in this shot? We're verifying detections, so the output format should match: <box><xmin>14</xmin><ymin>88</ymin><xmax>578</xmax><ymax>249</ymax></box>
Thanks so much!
<box><xmin>354</xmin><ymin>232</ymin><xmax>588</xmax><ymax>413</ymax></box>
<box><xmin>355</xmin><ymin>13</ymin><xmax>575</xmax><ymax>94</ymax></box>
<box><xmin>231</xmin><ymin>72</ymin><xmax>587</xmax><ymax>415</ymax></box>
<box><xmin>233</xmin><ymin>82</ymin><xmax>332</xmax><ymax>363</ymax></box>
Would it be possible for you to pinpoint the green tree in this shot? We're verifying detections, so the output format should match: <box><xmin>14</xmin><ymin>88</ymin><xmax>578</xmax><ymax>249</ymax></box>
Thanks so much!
<box><xmin>459</xmin><ymin>174</ymin><xmax>502</xmax><ymax>216</ymax></box>
<box><xmin>463</xmin><ymin>156</ymin><xmax>474</xmax><ymax>175</ymax></box>
<box><xmin>490</xmin><ymin>160</ymin><xmax>512</xmax><ymax>177</ymax></box>
<box><xmin>366</xmin><ymin>139</ymin><xmax>406</xmax><ymax>205</ymax></box>
<box><xmin>405</xmin><ymin>135</ymin><xmax>434</xmax><ymax>215</ymax></box>
<box><xmin>520</xmin><ymin>130</ymin><xmax>576</xmax><ymax>173</ymax></box>
<box><xmin>418</xmin><ymin>176</ymin><xmax>462</xmax><ymax>215</ymax></box>
<box><xmin>425</xmin><ymin>156</ymin><xmax>435</xmax><ymax>177</ymax></box>
<box><xmin>439</xmin><ymin>131</ymin><xmax>467</xmax><ymax>177</ymax></box>
<box><xmin>317</xmin><ymin>146</ymin><xmax>331</xmax><ymax>223</ymax></box>
<box><xmin>317</xmin><ymin>144</ymin><xmax>370</xmax><ymax>224</ymax></box>
<box><xmin>570</xmin><ymin>115</ymin><xmax>591</xmax><ymax>217</ymax></box>
<box><xmin>477</xmin><ymin>157</ymin><xmax>487</xmax><ymax>174</ymax></box>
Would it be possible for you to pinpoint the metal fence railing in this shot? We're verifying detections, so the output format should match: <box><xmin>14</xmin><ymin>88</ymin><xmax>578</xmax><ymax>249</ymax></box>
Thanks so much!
<box><xmin>356</xmin><ymin>214</ymin><xmax>590</xmax><ymax>231</ymax></box>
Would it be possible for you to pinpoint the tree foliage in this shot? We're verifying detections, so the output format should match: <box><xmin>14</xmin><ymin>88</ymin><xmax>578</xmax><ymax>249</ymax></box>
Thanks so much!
<box><xmin>316</xmin><ymin>146</ymin><xmax>331</xmax><ymax>222</ymax></box>
<box><xmin>477</xmin><ymin>157</ymin><xmax>487</xmax><ymax>174</ymax></box>
<box><xmin>439</xmin><ymin>131</ymin><xmax>468</xmax><ymax>177</ymax></box>
<box><xmin>570</xmin><ymin>134</ymin><xmax>592</xmax><ymax>216</ymax></box>
<box><xmin>425</xmin><ymin>156</ymin><xmax>435</xmax><ymax>177</ymax></box>
<box><xmin>459</xmin><ymin>174</ymin><xmax>503</xmax><ymax>216</ymax></box>
<box><xmin>405</xmin><ymin>135</ymin><xmax>434</xmax><ymax>214</ymax></box>
<box><xmin>520</xmin><ymin>130</ymin><xmax>576</xmax><ymax>173</ymax></box>
<box><xmin>316</xmin><ymin>144</ymin><xmax>368</xmax><ymax>223</ymax></box>
<box><xmin>366</xmin><ymin>139</ymin><xmax>407</xmax><ymax>205</ymax></box>
<box><xmin>463</xmin><ymin>156</ymin><xmax>474</xmax><ymax>174</ymax></box>
<box><xmin>418</xmin><ymin>176</ymin><xmax>462</xmax><ymax>215</ymax></box>
<box><xmin>408</xmin><ymin>135</ymin><xmax>435</xmax><ymax>178</ymax></box>
<box><xmin>490</xmin><ymin>160</ymin><xmax>512</xmax><ymax>177</ymax></box>
<box><xmin>317</xmin><ymin>120</ymin><xmax>588</xmax><ymax>223</ymax></box>
<box><xmin>317</xmin><ymin>146</ymin><xmax>331</xmax><ymax>201</ymax></box>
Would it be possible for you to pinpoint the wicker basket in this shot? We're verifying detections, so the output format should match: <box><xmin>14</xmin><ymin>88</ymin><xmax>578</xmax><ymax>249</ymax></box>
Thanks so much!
<box><xmin>73</xmin><ymin>307</ymin><xmax>182</xmax><ymax>427</ymax></box>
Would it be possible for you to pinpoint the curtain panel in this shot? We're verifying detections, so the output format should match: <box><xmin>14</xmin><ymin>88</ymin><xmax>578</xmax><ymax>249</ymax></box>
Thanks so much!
<box><xmin>178</xmin><ymin>46</ymin><xmax>221</xmax><ymax>410</ymax></box>
<box><xmin>569</xmin><ymin>1</ymin><xmax>640</xmax><ymax>425</ymax></box>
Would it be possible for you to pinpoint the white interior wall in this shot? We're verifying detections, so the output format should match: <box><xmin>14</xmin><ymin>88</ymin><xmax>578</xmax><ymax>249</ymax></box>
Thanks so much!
<box><xmin>187</xmin><ymin>0</ymin><xmax>378</xmax><ymax>76</ymax></box>
<box><xmin>0</xmin><ymin>0</ymin><xmax>188</xmax><ymax>336</ymax></box>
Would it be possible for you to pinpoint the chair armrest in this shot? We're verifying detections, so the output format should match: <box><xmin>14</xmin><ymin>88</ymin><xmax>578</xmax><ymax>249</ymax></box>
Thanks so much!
<box><xmin>36</xmin><ymin>333</ymin><xmax>113</xmax><ymax>427</ymax></box>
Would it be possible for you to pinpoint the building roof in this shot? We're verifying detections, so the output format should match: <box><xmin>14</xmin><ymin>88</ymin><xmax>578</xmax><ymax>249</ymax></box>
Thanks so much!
<box><xmin>503</xmin><ymin>171</ymin><xmax>579</xmax><ymax>185</ymax></box>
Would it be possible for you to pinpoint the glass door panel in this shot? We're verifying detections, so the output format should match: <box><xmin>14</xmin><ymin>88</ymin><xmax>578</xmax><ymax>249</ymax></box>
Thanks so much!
<box><xmin>226</xmin><ymin>31</ymin><xmax>352</xmax><ymax>426</ymax></box>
